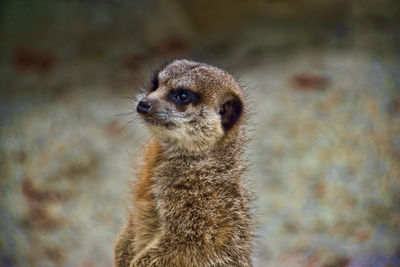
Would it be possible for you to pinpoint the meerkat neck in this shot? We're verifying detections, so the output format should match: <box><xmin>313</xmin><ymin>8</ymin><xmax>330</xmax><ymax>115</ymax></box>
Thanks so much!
<box><xmin>152</xmin><ymin>132</ymin><xmax>245</xmax><ymax>166</ymax></box>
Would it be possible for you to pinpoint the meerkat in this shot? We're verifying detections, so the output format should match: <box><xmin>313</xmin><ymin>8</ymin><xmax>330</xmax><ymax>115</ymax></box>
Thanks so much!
<box><xmin>114</xmin><ymin>59</ymin><xmax>253</xmax><ymax>267</ymax></box>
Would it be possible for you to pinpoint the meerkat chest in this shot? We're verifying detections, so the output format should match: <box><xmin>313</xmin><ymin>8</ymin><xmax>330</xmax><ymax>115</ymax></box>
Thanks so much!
<box><xmin>152</xmin><ymin>159</ymin><xmax>238</xmax><ymax>214</ymax></box>
<box><xmin>132</xmin><ymin>192</ymin><xmax>159</xmax><ymax>253</ymax></box>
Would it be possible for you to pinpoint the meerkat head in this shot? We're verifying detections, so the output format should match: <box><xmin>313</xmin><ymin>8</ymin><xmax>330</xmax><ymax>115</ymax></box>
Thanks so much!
<box><xmin>136</xmin><ymin>59</ymin><xmax>244</xmax><ymax>153</ymax></box>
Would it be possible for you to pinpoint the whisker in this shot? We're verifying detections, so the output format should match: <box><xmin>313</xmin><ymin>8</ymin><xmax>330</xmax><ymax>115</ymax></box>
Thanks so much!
<box><xmin>120</xmin><ymin>95</ymin><xmax>137</xmax><ymax>101</ymax></box>
<box><xmin>129</xmin><ymin>133</ymin><xmax>155</xmax><ymax>166</ymax></box>
<box><xmin>129</xmin><ymin>73</ymin><xmax>147</xmax><ymax>89</ymax></box>
<box><xmin>136</xmin><ymin>134</ymin><xmax>154</xmax><ymax>153</ymax></box>
<box><xmin>110</xmin><ymin>111</ymin><xmax>136</xmax><ymax>119</ymax></box>
<box><xmin>117</xmin><ymin>118</ymin><xmax>138</xmax><ymax>133</ymax></box>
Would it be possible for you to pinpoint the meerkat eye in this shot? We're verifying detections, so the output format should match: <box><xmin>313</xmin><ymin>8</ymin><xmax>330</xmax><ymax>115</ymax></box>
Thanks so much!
<box><xmin>177</xmin><ymin>91</ymin><xmax>189</xmax><ymax>102</ymax></box>
<box><xmin>171</xmin><ymin>89</ymin><xmax>199</xmax><ymax>106</ymax></box>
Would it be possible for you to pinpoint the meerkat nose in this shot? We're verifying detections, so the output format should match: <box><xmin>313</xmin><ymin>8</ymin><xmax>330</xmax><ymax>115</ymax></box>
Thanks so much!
<box><xmin>137</xmin><ymin>99</ymin><xmax>152</xmax><ymax>114</ymax></box>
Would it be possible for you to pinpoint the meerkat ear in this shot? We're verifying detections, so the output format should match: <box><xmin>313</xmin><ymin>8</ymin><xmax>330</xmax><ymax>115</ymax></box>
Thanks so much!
<box><xmin>219</xmin><ymin>94</ymin><xmax>243</xmax><ymax>131</ymax></box>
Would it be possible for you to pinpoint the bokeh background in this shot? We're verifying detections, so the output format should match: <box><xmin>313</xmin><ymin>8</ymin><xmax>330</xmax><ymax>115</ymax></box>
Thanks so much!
<box><xmin>1</xmin><ymin>0</ymin><xmax>400</xmax><ymax>266</ymax></box>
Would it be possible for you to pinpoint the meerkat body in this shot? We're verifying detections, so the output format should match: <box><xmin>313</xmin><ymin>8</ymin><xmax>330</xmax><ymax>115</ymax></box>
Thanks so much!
<box><xmin>115</xmin><ymin>60</ymin><xmax>253</xmax><ymax>266</ymax></box>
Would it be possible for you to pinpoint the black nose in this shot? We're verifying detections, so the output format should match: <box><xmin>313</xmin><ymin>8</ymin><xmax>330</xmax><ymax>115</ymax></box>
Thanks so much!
<box><xmin>137</xmin><ymin>100</ymin><xmax>152</xmax><ymax>114</ymax></box>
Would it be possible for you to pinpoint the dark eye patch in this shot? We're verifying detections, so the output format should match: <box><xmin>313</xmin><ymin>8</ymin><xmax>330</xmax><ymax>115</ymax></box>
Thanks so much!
<box><xmin>170</xmin><ymin>88</ymin><xmax>200</xmax><ymax>106</ymax></box>
<box><xmin>150</xmin><ymin>72</ymin><xmax>159</xmax><ymax>91</ymax></box>
<box><xmin>149</xmin><ymin>61</ymin><xmax>173</xmax><ymax>92</ymax></box>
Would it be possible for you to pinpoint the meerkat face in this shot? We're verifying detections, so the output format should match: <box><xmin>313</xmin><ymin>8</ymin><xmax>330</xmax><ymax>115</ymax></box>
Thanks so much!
<box><xmin>136</xmin><ymin>59</ymin><xmax>244</xmax><ymax>153</ymax></box>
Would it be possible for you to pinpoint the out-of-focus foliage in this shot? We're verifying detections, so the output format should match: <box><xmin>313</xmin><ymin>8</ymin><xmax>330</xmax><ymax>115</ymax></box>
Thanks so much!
<box><xmin>0</xmin><ymin>0</ymin><xmax>399</xmax><ymax>266</ymax></box>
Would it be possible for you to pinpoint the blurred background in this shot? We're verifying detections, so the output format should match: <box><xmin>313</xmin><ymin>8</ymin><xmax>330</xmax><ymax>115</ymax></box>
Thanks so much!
<box><xmin>1</xmin><ymin>0</ymin><xmax>400</xmax><ymax>266</ymax></box>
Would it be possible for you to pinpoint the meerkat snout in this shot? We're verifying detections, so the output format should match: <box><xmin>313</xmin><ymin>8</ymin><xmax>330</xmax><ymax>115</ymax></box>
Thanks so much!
<box><xmin>137</xmin><ymin>99</ymin><xmax>152</xmax><ymax>114</ymax></box>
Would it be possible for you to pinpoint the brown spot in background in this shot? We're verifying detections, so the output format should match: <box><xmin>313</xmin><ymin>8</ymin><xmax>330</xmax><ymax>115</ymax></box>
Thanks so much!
<box><xmin>43</xmin><ymin>247</ymin><xmax>65</xmax><ymax>265</ymax></box>
<box><xmin>313</xmin><ymin>182</ymin><xmax>325</xmax><ymax>199</ymax></box>
<box><xmin>390</xmin><ymin>98</ymin><xmax>400</xmax><ymax>114</ymax></box>
<box><xmin>153</xmin><ymin>37</ymin><xmax>189</xmax><ymax>58</ymax></box>
<box><xmin>282</xmin><ymin>220</ymin><xmax>299</xmax><ymax>233</ymax></box>
<box><xmin>324</xmin><ymin>256</ymin><xmax>350</xmax><ymax>267</ymax></box>
<box><xmin>105</xmin><ymin>119</ymin><xmax>123</xmax><ymax>137</ymax></box>
<box><xmin>354</xmin><ymin>227</ymin><xmax>372</xmax><ymax>243</ymax></box>
<box><xmin>367</xmin><ymin>14</ymin><xmax>391</xmax><ymax>30</ymax></box>
<box><xmin>21</xmin><ymin>205</ymin><xmax>62</xmax><ymax>230</ymax></box>
<box><xmin>14</xmin><ymin>149</ymin><xmax>27</xmax><ymax>164</ymax></box>
<box><xmin>290</xmin><ymin>72</ymin><xmax>329</xmax><ymax>92</ymax></box>
<box><xmin>61</xmin><ymin>156</ymin><xmax>99</xmax><ymax>180</ymax></box>
<box><xmin>121</xmin><ymin>51</ymin><xmax>147</xmax><ymax>70</ymax></box>
<box><xmin>20</xmin><ymin>178</ymin><xmax>69</xmax><ymax>230</ymax></box>
<box><xmin>21</xmin><ymin>178</ymin><xmax>70</xmax><ymax>203</ymax></box>
<box><xmin>11</xmin><ymin>47</ymin><xmax>57</xmax><ymax>74</ymax></box>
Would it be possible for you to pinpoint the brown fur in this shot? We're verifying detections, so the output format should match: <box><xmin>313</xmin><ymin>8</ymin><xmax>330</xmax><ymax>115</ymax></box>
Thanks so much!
<box><xmin>114</xmin><ymin>59</ymin><xmax>253</xmax><ymax>266</ymax></box>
